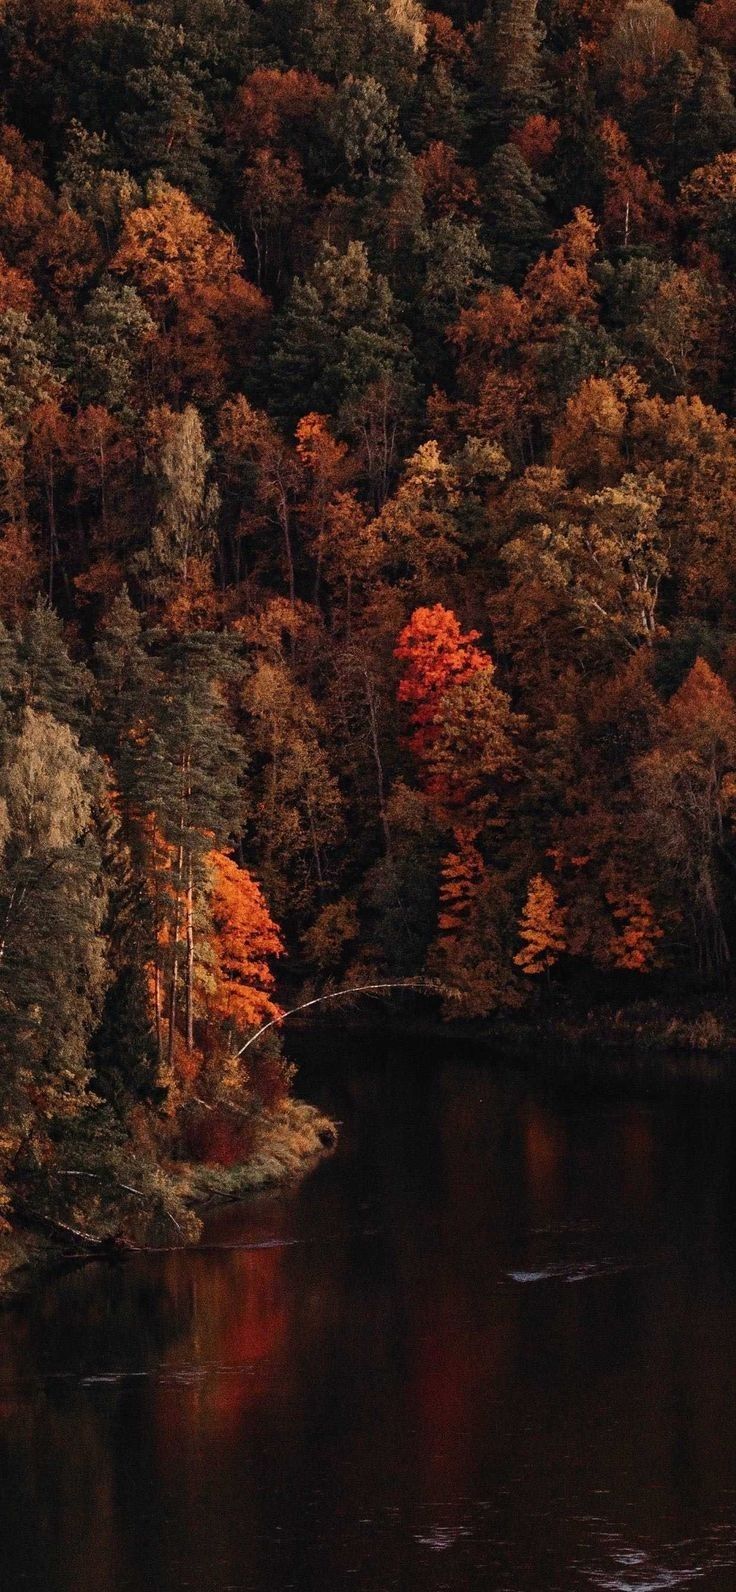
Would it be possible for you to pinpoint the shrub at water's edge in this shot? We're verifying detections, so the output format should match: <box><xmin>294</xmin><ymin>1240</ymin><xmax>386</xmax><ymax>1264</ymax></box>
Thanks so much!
<box><xmin>0</xmin><ymin>1096</ymin><xmax>337</xmax><ymax>1302</ymax></box>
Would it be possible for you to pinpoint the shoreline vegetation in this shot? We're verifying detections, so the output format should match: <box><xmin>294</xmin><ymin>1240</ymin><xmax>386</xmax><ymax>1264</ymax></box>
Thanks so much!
<box><xmin>300</xmin><ymin>990</ymin><xmax>736</xmax><ymax>1072</ymax></box>
<box><xmin>313</xmin><ymin>995</ymin><xmax>736</xmax><ymax>1059</ymax></box>
<box><xmin>0</xmin><ymin>1095</ymin><xmax>337</xmax><ymax>1305</ymax></box>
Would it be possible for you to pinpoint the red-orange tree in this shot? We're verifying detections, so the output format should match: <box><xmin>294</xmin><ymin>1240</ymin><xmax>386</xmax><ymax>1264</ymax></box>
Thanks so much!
<box><xmin>205</xmin><ymin>851</ymin><xmax>284</xmax><ymax>1036</ymax></box>
<box><xmin>394</xmin><ymin>603</ymin><xmax>489</xmax><ymax>765</ymax></box>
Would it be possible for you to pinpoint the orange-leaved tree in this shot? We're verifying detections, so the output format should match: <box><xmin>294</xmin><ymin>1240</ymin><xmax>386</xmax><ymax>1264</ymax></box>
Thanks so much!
<box><xmin>205</xmin><ymin>851</ymin><xmax>283</xmax><ymax>1036</ymax></box>
<box><xmin>436</xmin><ymin>833</ymin><xmax>487</xmax><ymax>944</ymax></box>
<box><xmin>514</xmin><ymin>874</ymin><xmax>567</xmax><ymax>976</ymax></box>
<box><xmin>394</xmin><ymin>604</ymin><xmax>489</xmax><ymax>764</ymax></box>
<box><xmin>606</xmin><ymin>888</ymin><xmax>663</xmax><ymax>972</ymax></box>
<box><xmin>636</xmin><ymin>657</ymin><xmax>736</xmax><ymax>979</ymax></box>
<box><xmin>395</xmin><ymin>603</ymin><xmax>518</xmax><ymax>827</ymax></box>
<box><xmin>111</xmin><ymin>183</ymin><xmax>268</xmax><ymax>399</ymax></box>
<box><xmin>429</xmin><ymin>831</ymin><xmax>521</xmax><ymax>1017</ymax></box>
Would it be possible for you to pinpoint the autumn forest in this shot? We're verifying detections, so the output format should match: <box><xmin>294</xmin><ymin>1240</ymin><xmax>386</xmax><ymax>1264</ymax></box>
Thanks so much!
<box><xmin>1</xmin><ymin>0</ymin><xmax>736</xmax><ymax>1262</ymax></box>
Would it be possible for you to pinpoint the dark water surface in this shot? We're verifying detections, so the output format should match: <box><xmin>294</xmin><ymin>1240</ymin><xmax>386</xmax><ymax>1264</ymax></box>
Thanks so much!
<box><xmin>3</xmin><ymin>1042</ymin><xmax>736</xmax><ymax>1591</ymax></box>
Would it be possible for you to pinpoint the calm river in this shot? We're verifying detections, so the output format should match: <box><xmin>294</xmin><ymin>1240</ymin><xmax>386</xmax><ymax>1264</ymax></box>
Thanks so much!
<box><xmin>2</xmin><ymin>1040</ymin><xmax>736</xmax><ymax>1591</ymax></box>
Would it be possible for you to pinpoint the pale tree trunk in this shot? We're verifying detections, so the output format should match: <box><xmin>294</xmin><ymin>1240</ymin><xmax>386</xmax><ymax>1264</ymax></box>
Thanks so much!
<box><xmin>166</xmin><ymin>755</ymin><xmax>188</xmax><ymax>1070</ymax></box>
<box><xmin>363</xmin><ymin>668</ymin><xmax>391</xmax><ymax>857</ymax></box>
<box><xmin>185</xmin><ymin>849</ymin><xmax>194</xmax><ymax>1052</ymax></box>
<box><xmin>279</xmin><ymin>499</ymin><xmax>296</xmax><ymax>661</ymax></box>
<box><xmin>305</xmin><ymin>792</ymin><xmax>324</xmax><ymax>893</ymax></box>
<box><xmin>148</xmin><ymin>817</ymin><xmax>164</xmax><ymax>1066</ymax></box>
<box><xmin>154</xmin><ymin>959</ymin><xmax>163</xmax><ymax>1064</ymax></box>
<box><xmin>166</xmin><ymin>839</ymin><xmax>183</xmax><ymax>1071</ymax></box>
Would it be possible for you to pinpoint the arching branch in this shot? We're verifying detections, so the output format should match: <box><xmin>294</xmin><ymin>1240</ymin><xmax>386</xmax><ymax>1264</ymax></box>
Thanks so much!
<box><xmin>236</xmin><ymin>979</ymin><xmax>432</xmax><ymax>1057</ymax></box>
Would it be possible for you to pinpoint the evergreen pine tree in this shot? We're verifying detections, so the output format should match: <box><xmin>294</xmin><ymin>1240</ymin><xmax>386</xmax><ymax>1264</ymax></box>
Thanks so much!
<box><xmin>680</xmin><ymin>49</ymin><xmax>736</xmax><ymax>174</ymax></box>
<box><xmin>0</xmin><ymin>707</ymin><xmax>110</xmax><ymax>1162</ymax></box>
<box><xmin>552</xmin><ymin>54</ymin><xmax>604</xmax><ymax>215</ymax></box>
<box><xmin>14</xmin><ymin>599</ymin><xmax>93</xmax><ymax>731</ymax></box>
<box><xmin>482</xmin><ymin>143</ymin><xmax>549</xmax><ymax>282</ymax></box>
<box><xmin>477</xmin><ymin>0</ymin><xmax>550</xmax><ymax>146</ymax></box>
<box><xmin>94</xmin><ymin>591</ymin><xmax>162</xmax><ymax>1100</ymax></box>
<box><xmin>269</xmin><ymin>240</ymin><xmax>414</xmax><ymax>422</ymax></box>
<box><xmin>634</xmin><ymin>50</ymin><xmax>697</xmax><ymax>187</ymax></box>
<box><xmin>149</xmin><ymin>631</ymin><xmax>246</xmax><ymax>1072</ymax></box>
<box><xmin>98</xmin><ymin>606</ymin><xmax>247</xmax><ymax>1079</ymax></box>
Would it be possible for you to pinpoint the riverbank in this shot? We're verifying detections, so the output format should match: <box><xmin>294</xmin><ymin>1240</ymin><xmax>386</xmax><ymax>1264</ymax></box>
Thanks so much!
<box><xmin>504</xmin><ymin>997</ymin><xmax>736</xmax><ymax>1059</ymax></box>
<box><xmin>0</xmin><ymin>1097</ymin><xmax>337</xmax><ymax>1306</ymax></box>
<box><xmin>291</xmin><ymin>988</ymin><xmax>736</xmax><ymax>1084</ymax></box>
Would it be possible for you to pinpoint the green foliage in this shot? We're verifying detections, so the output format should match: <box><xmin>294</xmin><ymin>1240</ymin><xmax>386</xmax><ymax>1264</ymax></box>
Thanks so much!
<box><xmin>482</xmin><ymin>143</ymin><xmax>549</xmax><ymax>282</ymax></box>
<box><xmin>0</xmin><ymin>701</ymin><xmax>110</xmax><ymax>1167</ymax></box>
<box><xmin>0</xmin><ymin>313</ymin><xmax>59</xmax><ymax>427</ymax></box>
<box><xmin>269</xmin><ymin>240</ymin><xmax>414</xmax><ymax>421</ymax></box>
<box><xmin>15</xmin><ymin>600</ymin><xmax>93</xmax><ymax>729</ymax></box>
<box><xmin>73</xmin><ymin>281</ymin><xmax>154</xmax><ymax>412</ymax></box>
<box><xmin>478</xmin><ymin>0</ymin><xmax>550</xmax><ymax>143</ymax></box>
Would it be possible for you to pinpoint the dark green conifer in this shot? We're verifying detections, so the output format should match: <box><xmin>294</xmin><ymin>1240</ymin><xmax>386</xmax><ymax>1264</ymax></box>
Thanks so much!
<box><xmin>0</xmin><ymin>707</ymin><xmax>110</xmax><ymax>1158</ymax></box>
<box><xmin>477</xmin><ymin>0</ymin><xmax>550</xmax><ymax>145</ymax></box>
<box><xmin>679</xmin><ymin>49</ymin><xmax>736</xmax><ymax>174</ymax></box>
<box><xmin>634</xmin><ymin>51</ymin><xmax>697</xmax><ymax>186</ymax></box>
<box><xmin>15</xmin><ymin>600</ymin><xmax>93</xmax><ymax>731</ymax></box>
<box><xmin>269</xmin><ymin>241</ymin><xmax>414</xmax><ymax>422</ymax></box>
<box><xmin>482</xmin><ymin>143</ymin><xmax>549</xmax><ymax>282</ymax></box>
<box><xmin>551</xmin><ymin>53</ymin><xmax>604</xmax><ymax>215</ymax></box>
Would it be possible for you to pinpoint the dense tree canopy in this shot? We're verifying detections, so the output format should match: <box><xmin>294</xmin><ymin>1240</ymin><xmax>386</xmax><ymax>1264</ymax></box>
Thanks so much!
<box><xmin>2</xmin><ymin>0</ymin><xmax>736</xmax><ymax>1229</ymax></box>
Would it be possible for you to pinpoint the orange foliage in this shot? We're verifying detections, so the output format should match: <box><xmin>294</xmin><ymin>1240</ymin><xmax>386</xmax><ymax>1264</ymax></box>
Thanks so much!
<box><xmin>68</xmin><ymin>0</ymin><xmax>128</xmax><ymax>24</ymax></box>
<box><xmin>295</xmin><ymin>412</ymin><xmax>349</xmax><ymax>498</ymax></box>
<box><xmin>414</xmin><ymin>142</ymin><xmax>479</xmax><ymax>216</ymax></box>
<box><xmin>160</xmin><ymin>557</ymin><xmax>220</xmax><ymax>635</ymax></box>
<box><xmin>206</xmin><ymin>851</ymin><xmax>284</xmax><ymax>1033</ymax></box>
<box><xmin>524</xmin><ymin>208</ymin><xmax>599</xmax><ymax>331</ymax></box>
<box><xmin>695</xmin><ymin>0</ymin><xmax>736</xmax><ymax>53</ymax></box>
<box><xmin>668</xmin><ymin>656</ymin><xmax>736</xmax><ymax>757</ymax></box>
<box><xmin>600</xmin><ymin>117</ymin><xmax>673</xmax><ymax>248</ymax></box>
<box><xmin>424</xmin><ymin>8</ymin><xmax>471</xmax><ymax>65</ymax></box>
<box><xmin>394</xmin><ymin>604</ymin><xmax>490</xmax><ymax>763</ymax></box>
<box><xmin>70</xmin><ymin>403</ymin><xmax>135</xmax><ymax>509</ymax></box>
<box><xmin>437</xmin><ymin>832</ymin><xmax>486</xmax><ymax>940</ymax></box>
<box><xmin>509</xmin><ymin>114</ymin><xmax>560</xmax><ymax>171</ymax></box>
<box><xmin>16</xmin><ymin>0</ymin><xmax>128</xmax><ymax>33</ymax></box>
<box><xmin>228</xmin><ymin>68</ymin><xmax>333</xmax><ymax>155</ymax></box>
<box><xmin>318</xmin><ymin>489</ymin><xmax>381</xmax><ymax>593</ymax></box>
<box><xmin>0</xmin><ymin>522</ymin><xmax>38</xmax><ymax>622</ymax></box>
<box><xmin>549</xmin><ymin>371</ymin><xmax>632</xmax><ymax>486</ymax></box>
<box><xmin>73</xmin><ymin>554</ymin><xmax>126</xmax><ymax>607</ymax></box>
<box><xmin>0</xmin><ymin>252</ymin><xmax>36</xmax><ymax>313</ymax></box>
<box><xmin>514</xmin><ymin>874</ymin><xmax>567</xmax><ymax>975</ymax></box>
<box><xmin>450</xmin><ymin>286</ymin><xmax>530</xmax><ymax>394</ymax></box>
<box><xmin>606</xmin><ymin>888</ymin><xmax>663</xmax><ymax>971</ymax></box>
<box><xmin>36</xmin><ymin>204</ymin><xmax>103</xmax><ymax>309</ymax></box>
<box><xmin>184</xmin><ymin>1108</ymin><xmax>257</xmax><ymax>1168</ymax></box>
<box><xmin>447</xmin><ymin>213</ymin><xmax>602</xmax><ymax>455</ymax></box>
<box><xmin>111</xmin><ymin>184</ymin><xmax>268</xmax><ymax>398</ymax></box>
